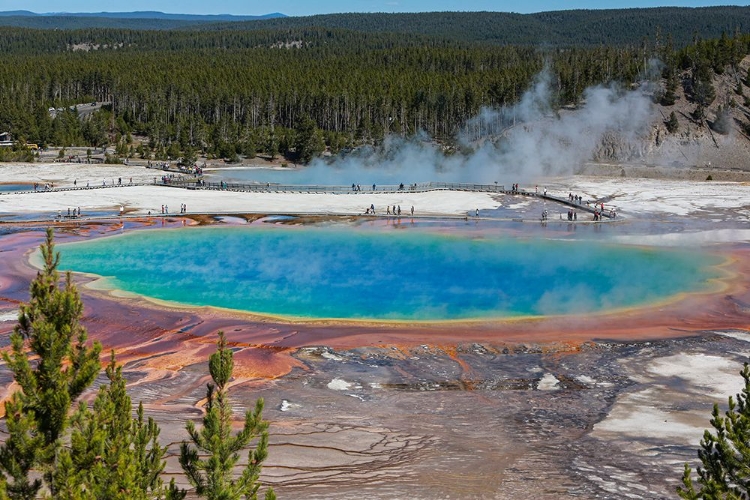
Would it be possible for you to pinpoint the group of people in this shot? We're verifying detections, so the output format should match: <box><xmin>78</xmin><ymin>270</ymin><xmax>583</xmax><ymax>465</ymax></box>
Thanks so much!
<box><xmin>57</xmin><ymin>207</ymin><xmax>81</xmax><ymax>219</ymax></box>
<box><xmin>158</xmin><ymin>174</ymin><xmax>182</xmax><ymax>185</ymax></box>
<box><xmin>157</xmin><ymin>204</ymin><xmax>187</xmax><ymax>214</ymax></box>
<box><xmin>568</xmin><ymin>193</ymin><xmax>583</xmax><ymax>204</ymax></box>
<box><xmin>363</xmin><ymin>204</ymin><xmax>415</xmax><ymax>216</ymax></box>
<box><xmin>147</xmin><ymin>161</ymin><xmax>172</xmax><ymax>170</ymax></box>
<box><xmin>351</xmin><ymin>183</ymin><xmax>420</xmax><ymax>192</ymax></box>
<box><xmin>592</xmin><ymin>209</ymin><xmax>616</xmax><ymax>221</ymax></box>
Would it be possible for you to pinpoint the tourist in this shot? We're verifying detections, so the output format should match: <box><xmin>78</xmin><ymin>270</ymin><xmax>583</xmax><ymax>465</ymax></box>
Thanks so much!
<box><xmin>398</xmin><ymin>205</ymin><xmax>401</xmax><ymax>215</ymax></box>
<box><xmin>411</xmin><ymin>206</ymin><xmax>414</xmax><ymax>216</ymax></box>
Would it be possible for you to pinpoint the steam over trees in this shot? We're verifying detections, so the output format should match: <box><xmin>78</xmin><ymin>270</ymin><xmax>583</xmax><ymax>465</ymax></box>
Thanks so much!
<box><xmin>0</xmin><ymin>13</ymin><xmax>748</xmax><ymax>164</ymax></box>
<box><xmin>0</xmin><ymin>24</ymin><xmax>747</xmax><ymax>164</ymax></box>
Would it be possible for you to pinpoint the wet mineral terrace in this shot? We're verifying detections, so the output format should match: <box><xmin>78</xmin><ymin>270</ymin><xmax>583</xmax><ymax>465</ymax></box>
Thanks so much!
<box><xmin>0</xmin><ymin>214</ymin><xmax>749</xmax><ymax>499</ymax></box>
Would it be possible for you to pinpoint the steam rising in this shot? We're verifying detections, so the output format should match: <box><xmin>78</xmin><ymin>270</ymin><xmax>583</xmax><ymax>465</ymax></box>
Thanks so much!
<box><xmin>303</xmin><ymin>69</ymin><xmax>653</xmax><ymax>185</ymax></box>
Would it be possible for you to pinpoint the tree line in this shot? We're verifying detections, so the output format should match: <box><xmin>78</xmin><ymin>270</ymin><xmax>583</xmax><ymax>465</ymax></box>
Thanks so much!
<box><xmin>1</xmin><ymin>7</ymin><xmax>750</xmax><ymax>48</ymax></box>
<box><xmin>0</xmin><ymin>27</ymin><xmax>748</xmax><ymax>164</ymax></box>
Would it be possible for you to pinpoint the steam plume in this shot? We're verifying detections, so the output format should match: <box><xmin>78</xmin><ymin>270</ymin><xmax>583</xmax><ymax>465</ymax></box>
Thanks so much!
<box><xmin>302</xmin><ymin>68</ymin><xmax>654</xmax><ymax>185</ymax></box>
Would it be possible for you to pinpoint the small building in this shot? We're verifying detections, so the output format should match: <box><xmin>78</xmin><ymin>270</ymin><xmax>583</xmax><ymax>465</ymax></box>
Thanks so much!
<box><xmin>0</xmin><ymin>132</ymin><xmax>11</xmax><ymax>147</ymax></box>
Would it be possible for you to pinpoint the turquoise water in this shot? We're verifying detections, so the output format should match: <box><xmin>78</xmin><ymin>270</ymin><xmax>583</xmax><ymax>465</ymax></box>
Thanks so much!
<box><xmin>58</xmin><ymin>226</ymin><xmax>721</xmax><ymax>321</ymax></box>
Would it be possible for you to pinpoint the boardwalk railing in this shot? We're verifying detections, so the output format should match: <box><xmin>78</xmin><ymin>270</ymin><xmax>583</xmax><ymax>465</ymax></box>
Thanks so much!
<box><xmin>1</xmin><ymin>179</ymin><xmax>620</xmax><ymax>220</ymax></box>
<box><xmin>164</xmin><ymin>180</ymin><xmax>506</xmax><ymax>194</ymax></box>
<box><xmin>0</xmin><ymin>180</ymin><xmax>506</xmax><ymax>195</ymax></box>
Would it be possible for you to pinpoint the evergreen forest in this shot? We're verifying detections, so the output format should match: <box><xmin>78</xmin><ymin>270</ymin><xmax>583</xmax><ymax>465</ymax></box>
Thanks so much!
<box><xmin>0</xmin><ymin>9</ymin><xmax>748</xmax><ymax>164</ymax></box>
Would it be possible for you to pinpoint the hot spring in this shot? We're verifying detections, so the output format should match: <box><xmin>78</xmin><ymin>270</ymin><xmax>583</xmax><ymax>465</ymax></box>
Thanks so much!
<box><xmin>58</xmin><ymin>226</ymin><xmax>722</xmax><ymax>321</ymax></box>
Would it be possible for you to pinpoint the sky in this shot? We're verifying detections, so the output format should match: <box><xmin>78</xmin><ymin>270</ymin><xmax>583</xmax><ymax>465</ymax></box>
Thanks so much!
<box><xmin>3</xmin><ymin>0</ymin><xmax>749</xmax><ymax>16</ymax></box>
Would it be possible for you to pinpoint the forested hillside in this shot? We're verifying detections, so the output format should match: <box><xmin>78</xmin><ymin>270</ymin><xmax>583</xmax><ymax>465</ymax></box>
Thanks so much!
<box><xmin>206</xmin><ymin>7</ymin><xmax>750</xmax><ymax>48</ymax></box>
<box><xmin>1</xmin><ymin>7</ymin><xmax>749</xmax><ymax>47</ymax></box>
<box><xmin>0</xmin><ymin>17</ymin><xmax>748</xmax><ymax>164</ymax></box>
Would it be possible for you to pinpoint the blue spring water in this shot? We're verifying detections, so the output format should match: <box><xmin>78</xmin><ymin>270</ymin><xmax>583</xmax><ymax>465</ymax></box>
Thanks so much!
<box><xmin>58</xmin><ymin>226</ymin><xmax>722</xmax><ymax>321</ymax></box>
<box><xmin>0</xmin><ymin>184</ymin><xmax>34</xmax><ymax>193</ymax></box>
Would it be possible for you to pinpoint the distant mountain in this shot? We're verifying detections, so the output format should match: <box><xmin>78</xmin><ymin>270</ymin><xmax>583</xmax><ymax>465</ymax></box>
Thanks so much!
<box><xmin>0</xmin><ymin>10</ymin><xmax>40</xmax><ymax>16</ymax></box>
<box><xmin>37</xmin><ymin>11</ymin><xmax>286</xmax><ymax>21</ymax></box>
<box><xmin>0</xmin><ymin>10</ymin><xmax>285</xmax><ymax>27</ymax></box>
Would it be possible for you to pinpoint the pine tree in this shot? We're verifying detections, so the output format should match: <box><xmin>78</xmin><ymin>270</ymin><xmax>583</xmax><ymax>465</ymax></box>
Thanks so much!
<box><xmin>52</xmin><ymin>352</ymin><xmax>185</xmax><ymax>500</ymax></box>
<box><xmin>678</xmin><ymin>363</ymin><xmax>750</xmax><ymax>499</ymax></box>
<box><xmin>0</xmin><ymin>396</ymin><xmax>43</xmax><ymax>499</ymax></box>
<box><xmin>0</xmin><ymin>228</ymin><xmax>102</xmax><ymax>497</ymax></box>
<box><xmin>295</xmin><ymin>115</ymin><xmax>325</xmax><ymax>164</ymax></box>
<box><xmin>666</xmin><ymin>111</ymin><xmax>679</xmax><ymax>133</ymax></box>
<box><xmin>661</xmin><ymin>72</ymin><xmax>678</xmax><ymax>106</ymax></box>
<box><xmin>179</xmin><ymin>332</ymin><xmax>275</xmax><ymax>500</ymax></box>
